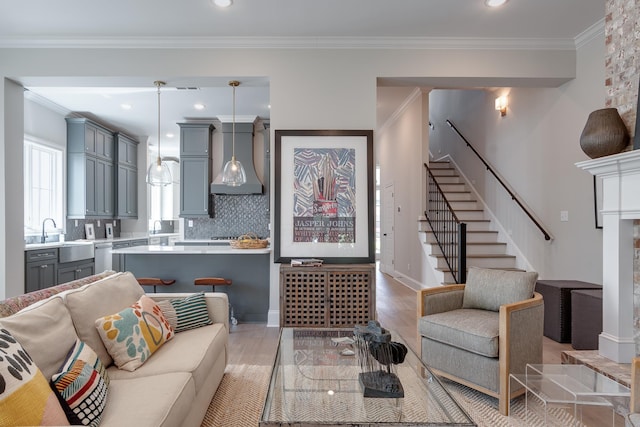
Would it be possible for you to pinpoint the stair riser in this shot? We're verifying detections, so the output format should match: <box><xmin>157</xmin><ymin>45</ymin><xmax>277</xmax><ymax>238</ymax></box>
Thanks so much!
<box><xmin>428</xmin><ymin>243</ymin><xmax>507</xmax><ymax>255</ymax></box>
<box><xmin>424</xmin><ymin>232</ymin><xmax>499</xmax><ymax>244</ymax></box>
<box><xmin>433</xmin><ymin>176</ymin><xmax>462</xmax><ymax>184</ymax></box>
<box><xmin>428</xmin><ymin>163</ymin><xmax>452</xmax><ymax>170</ymax></box>
<box><xmin>443</xmin><ymin>193</ymin><xmax>474</xmax><ymax>201</ymax></box>
<box><xmin>430</xmin><ymin>169</ymin><xmax>457</xmax><ymax>177</ymax></box>
<box><xmin>446</xmin><ymin>201</ymin><xmax>479</xmax><ymax>210</ymax></box>
<box><xmin>433</xmin><ymin>256</ymin><xmax>516</xmax><ymax>269</ymax></box>
<box><xmin>455</xmin><ymin>211</ymin><xmax>486</xmax><ymax>221</ymax></box>
<box><xmin>439</xmin><ymin>184</ymin><xmax>467</xmax><ymax>192</ymax></box>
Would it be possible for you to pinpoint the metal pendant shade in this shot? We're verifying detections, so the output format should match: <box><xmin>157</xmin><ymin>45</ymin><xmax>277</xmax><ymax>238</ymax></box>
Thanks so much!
<box><xmin>146</xmin><ymin>80</ymin><xmax>172</xmax><ymax>186</ymax></box>
<box><xmin>221</xmin><ymin>80</ymin><xmax>247</xmax><ymax>187</ymax></box>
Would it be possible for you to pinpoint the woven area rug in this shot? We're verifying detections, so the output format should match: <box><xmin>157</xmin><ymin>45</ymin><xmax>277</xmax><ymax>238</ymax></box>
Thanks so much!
<box><xmin>201</xmin><ymin>364</ymin><xmax>584</xmax><ymax>427</ymax></box>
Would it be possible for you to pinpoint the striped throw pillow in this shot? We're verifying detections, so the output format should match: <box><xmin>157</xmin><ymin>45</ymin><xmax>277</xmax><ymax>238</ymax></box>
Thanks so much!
<box><xmin>162</xmin><ymin>293</ymin><xmax>213</xmax><ymax>333</ymax></box>
<box><xmin>51</xmin><ymin>340</ymin><xmax>109</xmax><ymax>426</ymax></box>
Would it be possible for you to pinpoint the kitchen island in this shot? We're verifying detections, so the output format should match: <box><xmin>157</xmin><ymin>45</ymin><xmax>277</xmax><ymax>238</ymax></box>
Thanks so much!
<box><xmin>112</xmin><ymin>244</ymin><xmax>271</xmax><ymax>323</ymax></box>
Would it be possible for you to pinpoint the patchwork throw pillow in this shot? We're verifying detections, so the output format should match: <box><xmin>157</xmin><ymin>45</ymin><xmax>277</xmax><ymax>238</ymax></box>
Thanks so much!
<box><xmin>158</xmin><ymin>292</ymin><xmax>213</xmax><ymax>333</ymax></box>
<box><xmin>50</xmin><ymin>339</ymin><xmax>109</xmax><ymax>426</ymax></box>
<box><xmin>0</xmin><ymin>328</ymin><xmax>70</xmax><ymax>426</ymax></box>
<box><xmin>462</xmin><ymin>267</ymin><xmax>538</xmax><ymax>312</ymax></box>
<box><xmin>95</xmin><ymin>295</ymin><xmax>174</xmax><ymax>371</ymax></box>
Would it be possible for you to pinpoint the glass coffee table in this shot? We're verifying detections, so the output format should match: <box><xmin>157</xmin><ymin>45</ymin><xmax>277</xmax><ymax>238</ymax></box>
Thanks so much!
<box><xmin>260</xmin><ymin>327</ymin><xmax>475</xmax><ymax>426</ymax></box>
<box><xmin>509</xmin><ymin>364</ymin><xmax>631</xmax><ymax>425</ymax></box>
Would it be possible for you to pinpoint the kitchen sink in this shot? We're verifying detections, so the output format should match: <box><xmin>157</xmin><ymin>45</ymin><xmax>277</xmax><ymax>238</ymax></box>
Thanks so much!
<box><xmin>59</xmin><ymin>241</ymin><xmax>95</xmax><ymax>263</ymax></box>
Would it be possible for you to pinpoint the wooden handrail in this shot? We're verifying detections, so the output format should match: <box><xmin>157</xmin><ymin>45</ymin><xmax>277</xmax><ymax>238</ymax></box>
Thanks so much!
<box><xmin>445</xmin><ymin>119</ymin><xmax>552</xmax><ymax>241</ymax></box>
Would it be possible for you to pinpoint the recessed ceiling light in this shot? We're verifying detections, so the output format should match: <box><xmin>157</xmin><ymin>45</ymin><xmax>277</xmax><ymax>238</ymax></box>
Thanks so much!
<box><xmin>485</xmin><ymin>0</ymin><xmax>508</xmax><ymax>7</ymax></box>
<box><xmin>213</xmin><ymin>0</ymin><xmax>232</xmax><ymax>7</ymax></box>
<box><xmin>194</xmin><ymin>103</ymin><xmax>205</xmax><ymax>110</ymax></box>
<box><xmin>120</xmin><ymin>103</ymin><xmax>132</xmax><ymax>110</ymax></box>
<box><xmin>166</xmin><ymin>133</ymin><xmax>174</xmax><ymax>138</ymax></box>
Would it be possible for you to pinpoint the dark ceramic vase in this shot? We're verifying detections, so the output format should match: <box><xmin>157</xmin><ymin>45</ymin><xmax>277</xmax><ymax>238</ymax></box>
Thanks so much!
<box><xmin>579</xmin><ymin>108</ymin><xmax>630</xmax><ymax>158</ymax></box>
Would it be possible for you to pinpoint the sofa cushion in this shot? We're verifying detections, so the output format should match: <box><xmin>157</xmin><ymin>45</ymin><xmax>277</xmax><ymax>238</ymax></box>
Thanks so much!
<box><xmin>51</xmin><ymin>339</ymin><xmax>109</xmax><ymax>426</ymax></box>
<box><xmin>462</xmin><ymin>267</ymin><xmax>538</xmax><ymax>312</ymax></box>
<box><xmin>107</xmin><ymin>322</ymin><xmax>227</xmax><ymax>395</ymax></box>
<box><xmin>99</xmin><ymin>373</ymin><xmax>194</xmax><ymax>427</ymax></box>
<box><xmin>419</xmin><ymin>308</ymin><xmax>500</xmax><ymax>358</ymax></box>
<box><xmin>0</xmin><ymin>328</ymin><xmax>70</xmax><ymax>426</ymax></box>
<box><xmin>64</xmin><ymin>272</ymin><xmax>145</xmax><ymax>367</ymax></box>
<box><xmin>95</xmin><ymin>295</ymin><xmax>174</xmax><ymax>372</ymax></box>
<box><xmin>0</xmin><ymin>296</ymin><xmax>78</xmax><ymax>380</ymax></box>
<box><xmin>157</xmin><ymin>292</ymin><xmax>213</xmax><ymax>333</ymax></box>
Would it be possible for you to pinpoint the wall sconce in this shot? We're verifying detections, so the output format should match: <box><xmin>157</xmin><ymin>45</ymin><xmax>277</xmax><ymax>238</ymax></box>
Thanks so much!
<box><xmin>495</xmin><ymin>96</ymin><xmax>508</xmax><ymax>117</ymax></box>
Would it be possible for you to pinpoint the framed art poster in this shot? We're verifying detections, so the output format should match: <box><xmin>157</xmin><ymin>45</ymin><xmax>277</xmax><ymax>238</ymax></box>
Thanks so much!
<box><xmin>274</xmin><ymin>130</ymin><xmax>374</xmax><ymax>264</ymax></box>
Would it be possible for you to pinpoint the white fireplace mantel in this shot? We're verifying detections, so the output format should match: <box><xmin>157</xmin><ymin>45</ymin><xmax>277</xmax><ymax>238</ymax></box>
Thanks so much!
<box><xmin>576</xmin><ymin>149</ymin><xmax>640</xmax><ymax>363</ymax></box>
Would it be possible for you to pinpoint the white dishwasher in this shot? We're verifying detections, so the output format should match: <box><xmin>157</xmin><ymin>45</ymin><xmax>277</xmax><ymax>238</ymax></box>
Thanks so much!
<box><xmin>94</xmin><ymin>241</ymin><xmax>113</xmax><ymax>273</ymax></box>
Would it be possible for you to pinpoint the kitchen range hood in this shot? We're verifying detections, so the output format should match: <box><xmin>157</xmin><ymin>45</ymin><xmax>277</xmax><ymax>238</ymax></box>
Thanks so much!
<box><xmin>210</xmin><ymin>118</ymin><xmax>263</xmax><ymax>194</ymax></box>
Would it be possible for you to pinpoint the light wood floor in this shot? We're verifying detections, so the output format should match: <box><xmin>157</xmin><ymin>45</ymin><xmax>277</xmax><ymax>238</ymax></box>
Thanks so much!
<box><xmin>226</xmin><ymin>266</ymin><xmax>622</xmax><ymax>425</ymax></box>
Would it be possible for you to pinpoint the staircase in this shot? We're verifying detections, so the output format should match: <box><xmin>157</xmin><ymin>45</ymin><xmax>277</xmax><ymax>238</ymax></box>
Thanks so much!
<box><xmin>421</xmin><ymin>160</ymin><xmax>519</xmax><ymax>285</ymax></box>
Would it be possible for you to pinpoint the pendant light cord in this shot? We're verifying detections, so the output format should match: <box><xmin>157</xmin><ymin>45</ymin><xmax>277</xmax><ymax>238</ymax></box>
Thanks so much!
<box><xmin>156</xmin><ymin>81</ymin><xmax>162</xmax><ymax>165</ymax></box>
<box><xmin>232</xmin><ymin>81</ymin><xmax>236</xmax><ymax>161</ymax></box>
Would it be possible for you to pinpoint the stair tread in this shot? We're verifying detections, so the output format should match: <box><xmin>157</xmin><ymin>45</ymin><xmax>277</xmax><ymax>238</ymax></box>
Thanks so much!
<box><xmin>435</xmin><ymin>267</ymin><xmax>525</xmax><ymax>273</ymax></box>
<box><xmin>432</xmin><ymin>242</ymin><xmax>506</xmax><ymax>246</ymax></box>
<box><xmin>419</xmin><ymin>228</ymin><xmax>498</xmax><ymax>234</ymax></box>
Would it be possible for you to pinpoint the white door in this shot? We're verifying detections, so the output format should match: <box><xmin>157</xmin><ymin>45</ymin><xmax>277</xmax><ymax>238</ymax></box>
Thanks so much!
<box><xmin>380</xmin><ymin>184</ymin><xmax>395</xmax><ymax>274</ymax></box>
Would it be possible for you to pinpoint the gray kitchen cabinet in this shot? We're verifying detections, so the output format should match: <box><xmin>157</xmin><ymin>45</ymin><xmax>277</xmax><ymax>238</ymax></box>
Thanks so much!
<box><xmin>112</xmin><ymin>238</ymin><xmax>148</xmax><ymax>271</ymax></box>
<box><xmin>117</xmin><ymin>165</ymin><xmax>137</xmax><ymax>218</ymax></box>
<box><xmin>57</xmin><ymin>260</ymin><xmax>95</xmax><ymax>284</ymax></box>
<box><xmin>179</xmin><ymin>123</ymin><xmax>214</xmax><ymax>218</ymax></box>
<box><xmin>25</xmin><ymin>248</ymin><xmax>58</xmax><ymax>293</ymax></box>
<box><xmin>66</xmin><ymin>118</ymin><xmax>115</xmax><ymax>218</ymax></box>
<box><xmin>115</xmin><ymin>133</ymin><xmax>138</xmax><ymax>218</ymax></box>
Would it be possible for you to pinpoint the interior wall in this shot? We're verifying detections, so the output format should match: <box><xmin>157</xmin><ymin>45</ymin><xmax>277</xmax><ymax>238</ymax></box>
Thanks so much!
<box><xmin>2</xmin><ymin>80</ymin><xmax>25</xmax><ymax>298</ymax></box>
<box><xmin>428</xmin><ymin>32</ymin><xmax>605</xmax><ymax>282</ymax></box>
<box><xmin>378</xmin><ymin>89</ymin><xmax>430</xmax><ymax>287</ymax></box>
<box><xmin>0</xmin><ymin>45</ymin><xmax>582</xmax><ymax>304</ymax></box>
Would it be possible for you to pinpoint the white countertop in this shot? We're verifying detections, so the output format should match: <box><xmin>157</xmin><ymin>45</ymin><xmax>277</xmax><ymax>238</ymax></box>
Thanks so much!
<box><xmin>111</xmin><ymin>244</ymin><xmax>271</xmax><ymax>255</ymax></box>
<box><xmin>25</xmin><ymin>233</ymin><xmax>180</xmax><ymax>251</ymax></box>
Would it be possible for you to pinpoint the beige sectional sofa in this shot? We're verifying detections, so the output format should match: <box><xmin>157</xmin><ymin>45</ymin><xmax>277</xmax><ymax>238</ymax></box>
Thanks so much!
<box><xmin>0</xmin><ymin>271</ymin><xmax>229</xmax><ymax>427</ymax></box>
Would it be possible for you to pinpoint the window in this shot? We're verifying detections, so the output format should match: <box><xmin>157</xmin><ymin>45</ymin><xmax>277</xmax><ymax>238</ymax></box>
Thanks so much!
<box><xmin>24</xmin><ymin>137</ymin><xmax>64</xmax><ymax>235</ymax></box>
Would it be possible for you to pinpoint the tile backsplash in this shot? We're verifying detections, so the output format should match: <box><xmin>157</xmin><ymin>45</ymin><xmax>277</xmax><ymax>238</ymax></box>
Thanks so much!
<box><xmin>184</xmin><ymin>194</ymin><xmax>269</xmax><ymax>239</ymax></box>
<box><xmin>64</xmin><ymin>219</ymin><xmax>122</xmax><ymax>241</ymax></box>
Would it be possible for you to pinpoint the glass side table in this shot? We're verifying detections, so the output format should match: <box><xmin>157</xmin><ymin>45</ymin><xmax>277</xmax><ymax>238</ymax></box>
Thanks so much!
<box><xmin>509</xmin><ymin>364</ymin><xmax>630</xmax><ymax>426</ymax></box>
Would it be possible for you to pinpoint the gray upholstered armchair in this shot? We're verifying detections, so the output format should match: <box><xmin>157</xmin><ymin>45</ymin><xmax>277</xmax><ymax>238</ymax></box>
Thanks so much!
<box><xmin>417</xmin><ymin>267</ymin><xmax>544</xmax><ymax>416</ymax></box>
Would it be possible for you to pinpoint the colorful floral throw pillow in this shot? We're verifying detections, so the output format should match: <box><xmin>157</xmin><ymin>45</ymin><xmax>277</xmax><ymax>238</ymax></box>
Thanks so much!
<box><xmin>0</xmin><ymin>328</ymin><xmax>70</xmax><ymax>426</ymax></box>
<box><xmin>95</xmin><ymin>295</ymin><xmax>174</xmax><ymax>371</ymax></box>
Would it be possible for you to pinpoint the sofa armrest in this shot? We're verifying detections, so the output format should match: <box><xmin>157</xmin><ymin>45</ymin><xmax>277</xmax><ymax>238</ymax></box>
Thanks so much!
<box><xmin>498</xmin><ymin>291</ymin><xmax>544</xmax><ymax>414</ymax></box>
<box><xmin>149</xmin><ymin>292</ymin><xmax>230</xmax><ymax>332</ymax></box>
<box><xmin>417</xmin><ymin>284</ymin><xmax>465</xmax><ymax>317</ymax></box>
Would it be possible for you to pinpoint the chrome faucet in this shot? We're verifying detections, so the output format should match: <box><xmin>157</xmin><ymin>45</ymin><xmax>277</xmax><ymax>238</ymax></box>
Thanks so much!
<box><xmin>41</xmin><ymin>218</ymin><xmax>57</xmax><ymax>244</ymax></box>
<box><xmin>153</xmin><ymin>220</ymin><xmax>162</xmax><ymax>235</ymax></box>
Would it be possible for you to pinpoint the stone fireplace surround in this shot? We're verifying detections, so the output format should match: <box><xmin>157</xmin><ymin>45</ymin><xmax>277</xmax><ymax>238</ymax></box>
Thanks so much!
<box><xmin>577</xmin><ymin>149</ymin><xmax>640</xmax><ymax>364</ymax></box>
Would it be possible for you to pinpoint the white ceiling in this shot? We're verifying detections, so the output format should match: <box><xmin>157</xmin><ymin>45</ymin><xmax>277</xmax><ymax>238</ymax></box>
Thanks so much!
<box><xmin>5</xmin><ymin>0</ymin><xmax>604</xmax><ymax>156</ymax></box>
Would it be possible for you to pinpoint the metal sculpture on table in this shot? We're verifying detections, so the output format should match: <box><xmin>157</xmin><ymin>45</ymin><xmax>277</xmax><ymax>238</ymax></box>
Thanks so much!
<box><xmin>354</xmin><ymin>320</ymin><xmax>407</xmax><ymax>398</ymax></box>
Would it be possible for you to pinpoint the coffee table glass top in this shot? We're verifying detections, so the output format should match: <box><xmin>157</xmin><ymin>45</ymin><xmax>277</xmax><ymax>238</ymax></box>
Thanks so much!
<box><xmin>260</xmin><ymin>328</ymin><xmax>475</xmax><ymax>426</ymax></box>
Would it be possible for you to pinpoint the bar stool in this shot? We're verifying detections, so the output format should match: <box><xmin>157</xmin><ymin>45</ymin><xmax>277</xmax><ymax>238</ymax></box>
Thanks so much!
<box><xmin>137</xmin><ymin>278</ymin><xmax>176</xmax><ymax>293</ymax></box>
<box><xmin>194</xmin><ymin>277</ymin><xmax>237</xmax><ymax>326</ymax></box>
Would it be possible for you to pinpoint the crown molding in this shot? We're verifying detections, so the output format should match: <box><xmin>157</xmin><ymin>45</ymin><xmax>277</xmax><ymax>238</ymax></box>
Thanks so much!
<box><xmin>575</xmin><ymin>18</ymin><xmax>605</xmax><ymax>49</ymax></box>
<box><xmin>24</xmin><ymin>90</ymin><xmax>71</xmax><ymax>116</ymax></box>
<box><xmin>0</xmin><ymin>36</ymin><xmax>577</xmax><ymax>51</ymax></box>
<box><xmin>378</xmin><ymin>88</ymin><xmax>425</xmax><ymax>135</ymax></box>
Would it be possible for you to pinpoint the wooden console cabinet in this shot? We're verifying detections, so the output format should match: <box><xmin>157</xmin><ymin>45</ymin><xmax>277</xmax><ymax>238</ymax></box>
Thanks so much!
<box><xmin>279</xmin><ymin>263</ymin><xmax>376</xmax><ymax>327</ymax></box>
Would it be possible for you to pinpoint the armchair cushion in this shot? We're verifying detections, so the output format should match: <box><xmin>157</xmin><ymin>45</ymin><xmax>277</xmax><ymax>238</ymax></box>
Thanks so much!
<box><xmin>419</xmin><ymin>308</ymin><xmax>499</xmax><ymax>358</ymax></box>
<box><xmin>462</xmin><ymin>268</ymin><xmax>538</xmax><ymax>312</ymax></box>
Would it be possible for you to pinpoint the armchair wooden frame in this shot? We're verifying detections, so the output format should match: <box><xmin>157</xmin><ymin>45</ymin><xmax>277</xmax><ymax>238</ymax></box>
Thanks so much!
<box><xmin>418</xmin><ymin>284</ymin><xmax>544</xmax><ymax>416</ymax></box>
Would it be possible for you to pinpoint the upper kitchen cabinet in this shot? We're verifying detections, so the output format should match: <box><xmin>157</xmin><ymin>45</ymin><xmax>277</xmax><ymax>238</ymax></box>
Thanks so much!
<box><xmin>179</xmin><ymin>123</ymin><xmax>214</xmax><ymax>217</ymax></box>
<box><xmin>115</xmin><ymin>133</ymin><xmax>138</xmax><ymax>218</ymax></box>
<box><xmin>66</xmin><ymin>118</ymin><xmax>115</xmax><ymax>218</ymax></box>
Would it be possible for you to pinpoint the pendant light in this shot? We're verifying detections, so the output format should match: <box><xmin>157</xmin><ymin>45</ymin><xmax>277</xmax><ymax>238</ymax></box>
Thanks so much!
<box><xmin>146</xmin><ymin>80</ymin><xmax>172</xmax><ymax>186</ymax></box>
<box><xmin>221</xmin><ymin>80</ymin><xmax>246</xmax><ymax>186</ymax></box>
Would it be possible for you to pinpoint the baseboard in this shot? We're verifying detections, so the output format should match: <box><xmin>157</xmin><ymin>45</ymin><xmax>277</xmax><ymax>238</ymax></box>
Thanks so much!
<box><xmin>267</xmin><ymin>309</ymin><xmax>280</xmax><ymax>328</ymax></box>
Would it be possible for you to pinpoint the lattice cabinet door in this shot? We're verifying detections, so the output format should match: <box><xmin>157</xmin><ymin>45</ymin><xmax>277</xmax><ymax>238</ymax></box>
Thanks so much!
<box><xmin>280</xmin><ymin>264</ymin><xmax>375</xmax><ymax>327</ymax></box>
